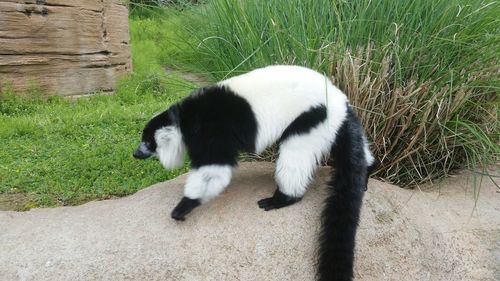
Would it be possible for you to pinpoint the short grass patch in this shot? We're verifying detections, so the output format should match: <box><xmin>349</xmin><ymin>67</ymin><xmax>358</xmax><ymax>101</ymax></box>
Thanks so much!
<box><xmin>0</xmin><ymin>77</ymin><xmax>193</xmax><ymax>209</ymax></box>
<box><xmin>0</xmin><ymin>7</ymin><xmax>200</xmax><ymax>209</ymax></box>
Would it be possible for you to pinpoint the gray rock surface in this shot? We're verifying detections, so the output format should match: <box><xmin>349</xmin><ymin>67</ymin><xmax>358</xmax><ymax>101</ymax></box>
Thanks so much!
<box><xmin>0</xmin><ymin>162</ymin><xmax>499</xmax><ymax>281</ymax></box>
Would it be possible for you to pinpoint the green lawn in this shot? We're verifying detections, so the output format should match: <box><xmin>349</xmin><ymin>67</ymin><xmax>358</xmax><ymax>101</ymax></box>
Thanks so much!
<box><xmin>0</xmin><ymin>78</ymin><xmax>196</xmax><ymax>209</ymax></box>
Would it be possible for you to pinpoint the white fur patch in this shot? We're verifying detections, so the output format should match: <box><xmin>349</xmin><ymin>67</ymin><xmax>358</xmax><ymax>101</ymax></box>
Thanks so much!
<box><xmin>276</xmin><ymin>106</ymin><xmax>347</xmax><ymax>197</ymax></box>
<box><xmin>363</xmin><ymin>136</ymin><xmax>375</xmax><ymax>166</ymax></box>
<box><xmin>219</xmin><ymin>65</ymin><xmax>348</xmax><ymax>153</ymax></box>
<box><xmin>184</xmin><ymin>165</ymin><xmax>233</xmax><ymax>203</ymax></box>
<box><xmin>218</xmin><ymin>65</ymin><xmax>351</xmax><ymax>197</ymax></box>
<box><xmin>155</xmin><ymin>126</ymin><xmax>185</xmax><ymax>170</ymax></box>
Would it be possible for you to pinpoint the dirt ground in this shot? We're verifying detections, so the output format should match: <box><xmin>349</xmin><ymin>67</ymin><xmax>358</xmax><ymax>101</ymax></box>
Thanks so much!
<box><xmin>0</xmin><ymin>162</ymin><xmax>498</xmax><ymax>281</ymax></box>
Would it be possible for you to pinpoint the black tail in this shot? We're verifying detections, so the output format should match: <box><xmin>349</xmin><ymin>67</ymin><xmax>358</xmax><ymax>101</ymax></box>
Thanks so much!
<box><xmin>317</xmin><ymin>108</ymin><xmax>368</xmax><ymax>281</ymax></box>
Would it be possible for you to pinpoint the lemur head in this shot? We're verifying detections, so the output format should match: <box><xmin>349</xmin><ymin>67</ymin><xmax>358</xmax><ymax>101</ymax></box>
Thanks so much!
<box><xmin>133</xmin><ymin>105</ymin><xmax>185</xmax><ymax>170</ymax></box>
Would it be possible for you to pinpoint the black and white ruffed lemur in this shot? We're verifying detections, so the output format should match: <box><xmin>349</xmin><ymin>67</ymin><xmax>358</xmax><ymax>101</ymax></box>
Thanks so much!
<box><xmin>133</xmin><ymin>65</ymin><xmax>375</xmax><ymax>281</ymax></box>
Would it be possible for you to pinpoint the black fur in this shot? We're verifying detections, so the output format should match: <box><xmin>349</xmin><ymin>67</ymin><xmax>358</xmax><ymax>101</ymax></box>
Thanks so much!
<box><xmin>257</xmin><ymin>188</ymin><xmax>302</xmax><ymax>211</ymax></box>
<box><xmin>171</xmin><ymin>197</ymin><xmax>201</xmax><ymax>221</ymax></box>
<box><xmin>177</xmin><ymin>86</ymin><xmax>258</xmax><ymax>168</ymax></box>
<box><xmin>140</xmin><ymin>109</ymin><xmax>177</xmax><ymax>153</ymax></box>
<box><xmin>318</xmin><ymin>106</ymin><xmax>367</xmax><ymax>281</ymax></box>
<box><xmin>278</xmin><ymin>105</ymin><xmax>327</xmax><ymax>143</ymax></box>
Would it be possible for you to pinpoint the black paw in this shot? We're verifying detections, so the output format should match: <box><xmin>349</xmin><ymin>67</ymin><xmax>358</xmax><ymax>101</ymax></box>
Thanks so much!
<box><xmin>171</xmin><ymin>197</ymin><xmax>201</xmax><ymax>221</ymax></box>
<box><xmin>257</xmin><ymin>188</ymin><xmax>302</xmax><ymax>211</ymax></box>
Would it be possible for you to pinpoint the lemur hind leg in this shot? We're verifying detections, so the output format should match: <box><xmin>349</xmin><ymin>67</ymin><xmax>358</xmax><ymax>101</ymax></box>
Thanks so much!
<box><xmin>258</xmin><ymin>127</ymin><xmax>332</xmax><ymax>211</ymax></box>
<box><xmin>171</xmin><ymin>165</ymin><xmax>233</xmax><ymax>220</ymax></box>
<box><xmin>257</xmin><ymin>188</ymin><xmax>302</xmax><ymax>211</ymax></box>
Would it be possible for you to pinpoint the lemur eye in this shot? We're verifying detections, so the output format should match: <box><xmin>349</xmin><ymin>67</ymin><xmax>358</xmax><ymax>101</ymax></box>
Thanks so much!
<box><xmin>143</xmin><ymin>142</ymin><xmax>153</xmax><ymax>151</ymax></box>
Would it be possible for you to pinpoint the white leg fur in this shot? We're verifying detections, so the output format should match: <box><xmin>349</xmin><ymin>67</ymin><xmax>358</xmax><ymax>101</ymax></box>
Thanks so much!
<box><xmin>155</xmin><ymin>126</ymin><xmax>185</xmax><ymax>170</ymax></box>
<box><xmin>184</xmin><ymin>165</ymin><xmax>233</xmax><ymax>203</ymax></box>
<box><xmin>276</xmin><ymin>121</ymin><xmax>338</xmax><ymax>198</ymax></box>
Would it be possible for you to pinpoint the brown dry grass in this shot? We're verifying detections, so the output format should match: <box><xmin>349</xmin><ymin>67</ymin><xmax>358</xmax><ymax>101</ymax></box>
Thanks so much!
<box><xmin>242</xmin><ymin>46</ymin><xmax>498</xmax><ymax>187</ymax></box>
<box><xmin>330</xmin><ymin>46</ymin><xmax>498</xmax><ymax>185</ymax></box>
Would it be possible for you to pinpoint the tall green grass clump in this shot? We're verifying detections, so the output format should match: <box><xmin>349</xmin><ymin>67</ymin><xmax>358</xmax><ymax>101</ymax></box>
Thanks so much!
<box><xmin>129</xmin><ymin>5</ymin><xmax>203</xmax><ymax>73</ymax></box>
<box><xmin>177</xmin><ymin>0</ymin><xmax>499</xmax><ymax>185</ymax></box>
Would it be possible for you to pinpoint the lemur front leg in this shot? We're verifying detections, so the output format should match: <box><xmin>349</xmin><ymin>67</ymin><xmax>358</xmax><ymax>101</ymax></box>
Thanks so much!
<box><xmin>171</xmin><ymin>165</ymin><xmax>233</xmax><ymax>221</ymax></box>
<box><xmin>171</xmin><ymin>197</ymin><xmax>201</xmax><ymax>221</ymax></box>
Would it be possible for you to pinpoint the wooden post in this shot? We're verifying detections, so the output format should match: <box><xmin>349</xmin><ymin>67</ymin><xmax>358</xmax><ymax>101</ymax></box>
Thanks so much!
<box><xmin>0</xmin><ymin>0</ymin><xmax>132</xmax><ymax>96</ymax></box>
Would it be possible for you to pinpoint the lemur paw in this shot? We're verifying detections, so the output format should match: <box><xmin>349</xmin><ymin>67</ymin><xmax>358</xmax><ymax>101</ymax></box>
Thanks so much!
<box><xmin>257</xmin><ymin>188</ymin><xmax>302</xmax><ymax>211</ymax></box>
<box><xmin>171</xmin><ymin>197</ymin><xmax>201</xmax><ymax>221</ymax></box>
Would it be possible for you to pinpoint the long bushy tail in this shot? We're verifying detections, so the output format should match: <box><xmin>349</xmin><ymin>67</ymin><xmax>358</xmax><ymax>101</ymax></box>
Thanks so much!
<box><xmin>317</xmin><ymin>107</ymin><xmax>369</xmax><ymax>281</ymax></box>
